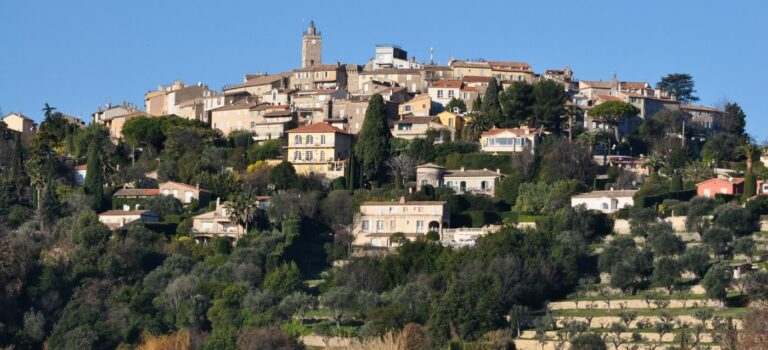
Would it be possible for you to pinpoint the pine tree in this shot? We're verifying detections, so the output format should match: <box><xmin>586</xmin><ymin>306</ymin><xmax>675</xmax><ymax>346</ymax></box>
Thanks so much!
<box><xmin>744</xmin><ymin>171</ymin><xmax>757</xmax><ymax>198</ymax></box>
<box><xmin>84</xmin><ymin>143</ymin><xmax>103</xmax><ymax>208</ymax></box>
<box><xmin>481</xmin><ymin>78</ymin><xmax>502</xmax><ymax>126</ymax></box>
<box><xmin>10</xmin><ymin>133</ymin><xmax>25</xmax><ymax>197</ymax></box>
<box><xmin>354</xmin><ymin>94</ymin><xmax>390</xmax><ymax>186</ymax></box>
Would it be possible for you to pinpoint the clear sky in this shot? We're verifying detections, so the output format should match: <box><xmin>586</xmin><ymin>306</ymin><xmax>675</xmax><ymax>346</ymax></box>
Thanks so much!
<box><xmin>1</xmin><ymin>0</ymin><xmax>766</xmax><ymax>140</ymax></box>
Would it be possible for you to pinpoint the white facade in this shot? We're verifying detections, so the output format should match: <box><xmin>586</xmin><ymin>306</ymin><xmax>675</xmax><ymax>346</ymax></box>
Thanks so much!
<box><xmin>570</xmin><ymin>190</ymin><xmax>637</xmax><ymax>214</ymax></box>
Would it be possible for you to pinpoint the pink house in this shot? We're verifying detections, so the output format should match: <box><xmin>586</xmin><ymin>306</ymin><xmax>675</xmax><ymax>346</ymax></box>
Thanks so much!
<box><xmin>696</xmin><ymin>178</ymin><xmax>744</xmax><ymax>198</ymax></box>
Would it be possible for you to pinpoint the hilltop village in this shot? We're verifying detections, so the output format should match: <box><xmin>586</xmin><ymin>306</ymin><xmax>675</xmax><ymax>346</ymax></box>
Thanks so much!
<box><xmin>2</xmin><ymin>21</ymin><xmax>768</xmax><ymax>350</ymax></box>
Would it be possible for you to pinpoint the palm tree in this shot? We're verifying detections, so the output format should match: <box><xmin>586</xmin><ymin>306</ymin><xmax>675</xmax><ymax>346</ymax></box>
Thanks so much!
<box><xmin>738</xmin><ymin>143</ymin><xmax>762</xmax><ymax>173</ymax></box>
<box><xmin>463</xmin><ymin>112</ymin><xmax>493</xmax><ymax>141</ymax></box>
<box><xmin>565</xmin><ymin>105</ymin><xmax>582</xmax><ymax>143</ymax></box>
<box><xmin>42</xmin><ymin>103</ymin><xmax>56</xmax><ymax>119</ymax></box>
<box><xmin>577</xmin><ymin>131</ymin><xmax>602</xmax><ymax>155</ymax></box>
<box><xmin>224</xmin><ymin>192</ymin><xmax>258</xmax><ymax>236</ymax></box>
<box><xmin>643</xmin><ymin>154</ymin><xmax>665</xmax><ymax>176</ymax></box>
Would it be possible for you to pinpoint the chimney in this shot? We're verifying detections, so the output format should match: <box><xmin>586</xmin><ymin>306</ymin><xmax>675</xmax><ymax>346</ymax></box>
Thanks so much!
<box><xmin>196</xmin><ymin>183</ymin><xmax>200</xmax><ymax>190</ymax></box>
<box><xmin>496</xmin><ymin>168</ymin><xmax>501</xmax><ymax>174</ymax></box>
<box><xmin>461</xmin><ymin>166</ymin><xmax>465</xmax><ymax>172</ymax></box>
<box><xmin>216</xmin><ymin>197</ymin><xmax>220</xmax><ymax>208</ymax></box>
<box><xmin>399</xmin><ymin>196</ymin><xmax>406</xmax><ymax>204</ymax></box>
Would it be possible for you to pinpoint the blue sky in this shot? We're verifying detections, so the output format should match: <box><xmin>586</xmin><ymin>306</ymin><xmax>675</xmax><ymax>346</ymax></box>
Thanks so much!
<box><xmin>1</xmin><ymin>0</ymin><xmax>766</xmax><ymax>140</ymax></box>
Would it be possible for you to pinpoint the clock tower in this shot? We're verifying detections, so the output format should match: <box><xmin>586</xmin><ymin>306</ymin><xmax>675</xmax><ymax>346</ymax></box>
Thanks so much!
<box><xmin>301</xmin><ymin>20</ymin><xmax>322</xmax><ymax>68</ymax></box>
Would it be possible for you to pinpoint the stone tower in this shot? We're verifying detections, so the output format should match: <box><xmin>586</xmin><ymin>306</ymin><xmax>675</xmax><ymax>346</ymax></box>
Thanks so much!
<box><xmin>302</xmin><ymin>20</ymin><xmax>322</xmax><ymax>68</ymax></box>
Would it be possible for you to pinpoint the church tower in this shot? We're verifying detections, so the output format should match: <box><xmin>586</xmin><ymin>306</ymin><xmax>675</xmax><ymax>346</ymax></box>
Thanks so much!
<box><xmin>302</xmin><ymin>21</ymin><xmax>322</xmax><ymax>68</ymax></box>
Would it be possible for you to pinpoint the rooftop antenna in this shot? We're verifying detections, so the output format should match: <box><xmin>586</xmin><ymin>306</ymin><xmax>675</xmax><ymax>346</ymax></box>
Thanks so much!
<box><xmin>429</xmin><ymin>47</ymin><xmax>434</xmax><ymax>65</ymax></box>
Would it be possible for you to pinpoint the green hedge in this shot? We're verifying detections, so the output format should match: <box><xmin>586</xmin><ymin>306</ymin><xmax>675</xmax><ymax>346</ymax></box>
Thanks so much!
<box><xmin>635</xmin><ymin>190</ymin><xmax>696</xmax><ymax>208</ymax></box>
<box><xmin>453</xmin><ymin>210</ymin><xmax>502</xmax><ymax>228</ymax></box>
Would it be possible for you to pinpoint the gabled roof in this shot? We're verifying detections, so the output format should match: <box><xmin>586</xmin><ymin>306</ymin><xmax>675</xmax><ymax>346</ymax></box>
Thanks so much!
<box><xmin>431</xmin><ymin>80</ymin><xmax>462</xmax><ymax>89</ymax></box>
<box><xmin>394</xmin><ymin>116</ymin><xmax>440</xmax><ymax>125</ymax></box>
<box><xmin>461</xmin><ymin>76</ymin><xmax>492</xmax><ymax>83</ymax></box>
<box><xmin>481</xmin><ymin>127</ymin><xmax>538</xmax><ymax>137</ymax></box>
<box><xmin>579</xmin><ymin>80</ymin><xmax>613</xmax><ymax>89</ymax></box>
<box><xmin>487</xmin><ymin>61</ymin><xmax>532</xmax><ymax>71</ymax></box>
<box><xmin>681</xmin><ymin>105</ymin><xmax>724</xmax><ymax>113</ymax></box>
<box><xmin>114</xmin><ymin>188</ymin><xmax>160</xmax><ymax>197</ymax></box>
<box><xmin>571</xmin><ymin>190</ymin><xmax>638</xmax><ymax>199</ymax></box>
<box><xmin>417</xmin><ymin>163</ymin><xmax>445</xmax><ymax>169</ymax></box>
<box><xmin>445</xmin><ymin>169</ymin><xmax>504</xmax><ymax>178</ymax></box>
<box><xmin>696</xmin><ymin>177</ymin><xmax>745</xmax><ymax>186</ymax></box>
<box><xmin>294</xmin><ymin>64</ymin><xmax>343</xmax><ymax>72</ymax></box>
<box><xmin>597</xmin><ymin>95</ymin><xmax>623</xmax><ymax>102</ymax></box>
<box><xmin>160</xmin><ymin>181</ymin><xmax>211</xmax><ymax>193</ymax></box>
<box><xmin>3</xmin><ymin>113</ymin><xmax>33</xmax><ymax>121</ymax></box>
<box><xmin>287</xmin><ymin>122</ymin><xmax>349</xmax><ymax>134</ymax></box>
<box><xmin>99</xmin><ymin>210</ymin><xmax>157</xmax><ymax>216</ymax></box>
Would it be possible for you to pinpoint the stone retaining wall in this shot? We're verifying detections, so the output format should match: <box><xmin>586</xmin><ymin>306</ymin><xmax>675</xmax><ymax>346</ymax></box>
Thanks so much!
<box><xmin>548</xmin><ymin>298</ymin><xmax>723</xmax><ymax>310</ymax></box>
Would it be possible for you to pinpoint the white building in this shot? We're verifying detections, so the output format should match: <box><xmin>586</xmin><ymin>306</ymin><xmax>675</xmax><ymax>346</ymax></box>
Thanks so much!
<box><xmin>370</xmin><ymin>45</ymin><xmax>423</xmax><ymax>70</ymax></box>
<box><xmin>98</xmin><ymin>210</ymin><xmax>160</xmax><ymax>230</ymax></box>
<box><xmin>416</xmin><ymin>163</ymin><xmax>505</xmax><ymax>196</ymax></box>
<box><xmin>479</xmin><ymin>127</ymin><xmax>540</xmax><ymax>154</ymax></box>
<box><xmin>570</xmin><ymin>190</ymin><xmax>637</xmax><ymax>214</ymax></box>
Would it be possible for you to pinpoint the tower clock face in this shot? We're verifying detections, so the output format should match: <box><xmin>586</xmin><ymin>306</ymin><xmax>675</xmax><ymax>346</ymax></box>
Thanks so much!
<box><xmin>311</xmin><ymin>39</ymin><xmax>317</xmax><ymax>44</ymax></box>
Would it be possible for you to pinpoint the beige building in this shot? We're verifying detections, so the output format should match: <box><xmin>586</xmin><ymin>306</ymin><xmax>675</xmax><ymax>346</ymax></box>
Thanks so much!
<box><xmin>285</xmin><ymin>122</ymin><xmax>352</xmax><ymax>180</ymax></box>
<box><xmin>210</xmin><ymin>103</ymin><xmax>294</xmax><ymax>137</ymax></box>
<box><xmin>301</xmin><ymin>21</ymin><xmax>322</xmax><ymax>68</ymax></box>
<box><xmin>292</xmin><ymin>64</ymin><xmax>347</xmax><ymax>90</ymax></box>
<box><xmin>681</xmin><ymin>104</ymin><xmax>724</xmax><ymax>131</ymax></box>
<box><xmin>428</xmin><ymin>80</ymin><xmax>479</xmax><ymax>111</ymax></box>
<box><xmin>2</xmin><ymin>113</ymin><xmax>37</xmax><ymax>140</ymax></box>
<box><xmin>103</xmin><ymin>111</ymin><xmax>149</xmax><ymax>140</ymax></box>
<box><xmin>398</xmin><ymin>94</ymin><xmax>432</xmax><ymax>117</ymax></box>
<box><xmin>417</xmin><ymin>164</ymin><xmax>505</xmax><ymax>196</ymax></box>
<box><xmin>423</xmin><ymin>65</ymin><xmax>454</xmax><ymax>83</ymax></box>
<box><xmin>353</xmin><ymin>197</ymin><xmax>450</xmax><ymax>247</ymax></box>
<box><xmin>357</xmin><ymin>68</ymin><xmax>426</xmax><ymax>94</ymax></box>
<box><xmin>159</xmin><ymin>181</ymin><xmax>211</xmax><ymax>206</ymax></box>
<box><xmin>480</xmin><ymin>127</ymin><xmax>540</xmax><ymax>154</ymax></box>
<box><xmin>329</xmin><ymin>95</ymin><xmax>399</xmax><ymax>134</ymax></box>
<box><xmin>192</xmin><ymin>198</ymin><xmax>245</xmax><ymax>243</ymax></box>
<box><xmin>144</xmin><ymin>81</ymin><xmax>216</xmax><ymax>117</ymax></box>
<box><xmin>222</xmin><ymin>73</ymin><xmax>291</xmax><ymax>101</ymax></box>
<box><xmin>292</xmin><ymin>89</ymin><xmax>349</xmax><ymax>124</ymax></box>
<box><xmin>391</xmin><ymin>116</ymin><xmax>449</xmax><ymax>140</ymax></box>
<box><xmin>98</xmin><ymin>210</ymin><xmax>160</xmax><ymax>230</ymax></box>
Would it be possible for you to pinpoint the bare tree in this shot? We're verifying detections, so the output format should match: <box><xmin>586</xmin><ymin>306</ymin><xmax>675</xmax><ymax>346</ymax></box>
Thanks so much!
<box><xmin>386</xmin><ymin>154</ymin><xmax>420</xmax><ymax>187</ymax></box>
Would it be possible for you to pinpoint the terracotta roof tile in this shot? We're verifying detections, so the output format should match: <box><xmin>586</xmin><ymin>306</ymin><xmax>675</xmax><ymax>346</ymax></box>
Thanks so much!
<box><xmin>287</xmin><ymin>122</ymin><xmax>349</xmax><ymax>134</ymax></box>
<box><xmin>114</xmin><ymin>188</ymin><xmax>160</xmax><ymax>197</ymax></box>
<box><xmin>431</xmin><ymin>80</ymin><xmax>463</xmax><ymax>88</ymax></box>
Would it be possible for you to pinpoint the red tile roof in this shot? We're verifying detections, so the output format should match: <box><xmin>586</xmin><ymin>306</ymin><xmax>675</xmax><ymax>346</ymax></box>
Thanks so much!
<box><xmin>487</xmin><ymin>61</ymin><xmax>532</xmax><ymax>71</ymax></box>
<box><xmin>580</xmin><ymin>80</ymin><xmax>613</xmax><ymax>89</ymax></box>
<box><xmin>287</xmin><ymin>122</ymin><xmax>349</xmax><ymax>134</ymax></box>
<box><xmin>461</xmin><ymin>76</ymin><xmax>492</xmax><ymax>83</ymax></box>
<box><xmin>481</xmin><ymin>127</ymin><xmax>538</xmax><ymax>137</ymax></box>
<box><xmin>114</xmin><ymin>188</ymin><xmax>160</xmax><ymax>197</ymax></box>
<box><xmin>597</xmin><ymin>95</ymin><xmax>623</xmax><ymax>102</ymax></box>
<box><xmin>431</xmin><ymin>80</ymin><xmax>463</xmax><ymax>88</ymax></box>
<box><xmin>696</xmin><ymin>177</ymin><xmax>745</xmax><ymax>186</ymax></box>
<box><xmin>75</xmin><ymin>164</ymin><xmax>87</xmax><ymax>170</ymax></box>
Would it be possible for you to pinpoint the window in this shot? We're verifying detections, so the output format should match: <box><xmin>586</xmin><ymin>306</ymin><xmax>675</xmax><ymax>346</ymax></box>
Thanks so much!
<box><xmin>305</xmin><ymin>151</ymin><xmax>313</xmax><ymax>161</ymax></box>
<box><xmin>404</xmin><ymin>105</ymin><xmax>412</xmax><ymax>112</ymax></box>
<box><xmin>294</xmin><ymin>135</ymin><xmax>302</xmax><ymax>144</ymax></box>
<box><xmin>417</xmin><ymin>207</ymin><xmax>423</xmax><ymax>213</ymax></box>
<box><xmin>320</xmin><ymin>135</ymin><xmax>326</xmax><ymax>144</ymax></box>
<box><xmin>272</xmin><ymin>91</ymin><xmax>277</xmax><ymax>101</ymax></box>
<box><xmin>437</xmin><ymin>90</ymin><xmax>444</xmax><ymax>98</ymax></box>
<box><xmin>251</xmin><ymin>122</ymin><xmax>256</xmax><ymax>129</ymax></box>
<box><xmin>602</xmin><ymin>202</ymin><xmax>609</xmax><ymax>210</ymax></box>
<box><xmin>376</xmin><ymin>220</ymin><xmax>384</xmax><ymax>231</ymax></box>
<box><xmin>416</xmin><ymin>220</ymin><xmax>424</xmax><ymax>232</ymax></box>
<box><xmin>320</xmin><ymin>151</ymin><xmax>325</xmax><ymax>161</ymax></box>
<box><xmin>448</xmin><ymin>90</ymin><xmax>454</xmax><ymax>98</ymax></box>
<box><xmin>306</xmin><ymin>135</ymin><xmax>314</xmax><ymax>144</ymax></box>
<box><xmin>390</xmin><ymin>220</ymin><xmax>396</xmax><ymax>230</ymax></box>
<box><xmin>293</xmin><ymin>151</ymin><xmax>302</xmax><ymax>161</ymax></box>
<box><xmin>362</xmin><ymin>220</ymin><xmax>370</xmax><ymax>232</ymax></box>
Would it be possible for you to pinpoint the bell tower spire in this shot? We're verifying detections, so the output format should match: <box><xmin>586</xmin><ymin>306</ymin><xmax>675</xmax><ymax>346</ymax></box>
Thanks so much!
<box><xmin>301</xmin><ymin>20</ymin><xmax>322</xmax><ymax>68</ymax></box>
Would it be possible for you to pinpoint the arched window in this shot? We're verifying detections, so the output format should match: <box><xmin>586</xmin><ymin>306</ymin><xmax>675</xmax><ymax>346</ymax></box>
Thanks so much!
<box><xmin>293</xmin><ymin>151</ymin><xmax>302</xmax><ymax>161</ymax></box>
<box><xmin>306</xmin><ymin>135</ymin><xmax>314</xmax><ymax>144</ymax></box>
<box><xmin>294</xmin><ymin>135</ymin><xmax>302</xmax><ymax>144</ymax></box>
<box><xmin>305</xmin><ymin>151</ymin><xmax>313</xmax><ymax>161</ymax></box>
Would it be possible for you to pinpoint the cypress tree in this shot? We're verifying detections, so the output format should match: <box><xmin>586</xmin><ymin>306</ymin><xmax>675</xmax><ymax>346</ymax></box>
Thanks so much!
<box><xmin>354</xmin><ymin>94</ymin><xmax>390</xmax><ymax>186</ymax></box>
<box><xmin>481</xmin><ymin>77</ymin><xmax>502</xmax><ymax>125</ymax></box>
<box><xmin>84</xmin><ymin>143</ymin><xmax>103</xmax><ymax>208</ymax></box>
<box><xmin>669</xmin><ymin>174</ymin><xmax>683</xmax><ymax>193</ymax></box>
<box><xmin>744</xmin><ymin>172</ymin><xmax>757</xmax><ymax>198</ymax></box>
<box><xmin>10</xmin><ymin>133</ymin><xmax>25</xmax><ymax>197</ymax></box>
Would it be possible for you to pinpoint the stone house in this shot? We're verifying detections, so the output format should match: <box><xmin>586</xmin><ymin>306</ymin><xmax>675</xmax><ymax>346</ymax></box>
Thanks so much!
<box><xmin>416</xmin><ymin>163</ymin><xmax>505</xmax><ymax>196</ymax></box>
<box><xmin>98</xmin><ymin>210</ymin><xmax>160</xmax><ymax>230</ymax></box>
<box><xmin>159</xmin><ymin>181</ymin><xmax>211</xmax><ymax>206</ymax></box>
<box><xmin>2</xmin><ymin>113</ymin><xmax>37</xmax><ymax>140</ymax></box>
<box><xmin>285</xmin><ymin>122</ymin><xmax>351</xmax><ymax>180</ymax></box>
<box><xmin>353</xmin><ymin>197</ymin><xmax>450</xmax><ymax>247</ymax></box>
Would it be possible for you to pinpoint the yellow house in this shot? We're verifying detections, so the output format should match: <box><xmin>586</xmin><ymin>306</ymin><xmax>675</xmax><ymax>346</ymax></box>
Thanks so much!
<box><xmin>436</xmin><ymin>111</ymin><xmax>463</xmax><ymax>139</ymax></box>
<box><xmin>2</xmin><ymin>113</ymin><xmax>37</xmax><ymax>140</ymax></box>
<box><xmin>398</xmin><ymin>94</ymin><xmax>432</xmax><ymax>117</ymax></box>
<box><xmin>285</xmin><ymin>122</ymin><xmax>351</xmax><ymax>180</ymax></box>
<box><xmin>353</xmin><ymin>197</ymin><xmax>450</xmax><ymax>247</ymax></box>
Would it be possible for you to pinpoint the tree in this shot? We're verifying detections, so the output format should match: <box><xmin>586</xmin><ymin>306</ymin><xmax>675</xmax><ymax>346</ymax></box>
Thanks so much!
<box><xmin>354</xmin><ymin>94</ymin><xmax>391</xmax><ymax>185</ymax></box>
<box><xmin>141</xmin><ymin>195</ymin><xmax>182</xmax><ymax>219</ymax></box>
<box><xmin>499</xmin><ymin>81</ymin><xmax>533</xmax><ymax>127</ymax></box>
<box><xmin>386</xmin><ymin>153</ymin><xmax>419</xmax><ymax>189</ymax></box>
<box><xmin>647</xmin><ymin>223</ymin><xmax>685</xmax><ymax>256</ymax></box>
<box><xmin>508</xmin><ymin>305</ymin><xmax>529</xmax><ymax>337</ymax></box>
<box><xmin>570</xmin><ymin>333</ymin><xmax>607</xmax><ymax>350</ymax></box>
<box><xmin>263</xmin><ymin>262</ymin><xmax>303</xmax><ymax>298</ymax></box>
<box><xmin>236</xmin><ymin>327</ymin><xmax>303</xmax><ymax>350</ymax></box>
<box><xmin>122</xmin><ymin>117</ymin><xmax>166</xmax><ymax>152</ymax></box>
<box><xmin>588</xmin><ymin>101</ymin><xmax>640</xmax><ymax>142</ymax></box>
<box><xmin>279</xmin><ymin>292</ymin><xmax>316</xmax><ymax>324</ymax></box>
<box><xmin>42</xmin><ymin>102</ymin><xmax>57</xmax><ymax>118</ymax></box>
<box><xmin>577</xmin><ymin>130</ymin><xmax>604</xmax><ymax>155</ymax></box>
<box><xmin>736</xmin><ymin>308</ymin><xmax>768</xmax><ymax>349</ymax></box>
<box><xmin>531</xmin><ymin>80</ymin><xmax>567</xmax><ymax>133</ymax></box>
<box><xmin>703</xmin><ymin>227</ymin><xmax>733</xmax><ymax>258</ymax></box>
<box><xmin>734</xmin><ymin>237</ymin><xmax>756</xmax><ymax>261</ymax></box>
<box><xmin>565</xmin><ymin>105</ymin><xmax>582</xmax><ymax>143</ymax></box>
<box><xmin>321</xmin><ymin>286</ymin><xmax>357</xmax><ymax>331</ymax></box>
<box><xmin>9</xmin><ymin>133</ymin><xmax>25</xmax><ymax>197</ymax></box>
<box><xmin>739</xmin><ymin>143</ymin><xmax>762</xmax><ymax>174</ymax></box>
<box><xmin>702</xmin><ymin>263</ymin><xmax>732</xmax><ymax>301</ymax></box>
<box><xmin>721</xmin><ymin>102</ymin><xmax>747</xmax><ymax>138</ymax></box>
<box><xmin>652</xmin><ymin>257</ymin><xmax>682</xmax><ymax>295</ymax></box>
<box><xmin>445</xmin><ymin>98</ymin><xmax>467</xmax><ymax>113</ymax></box>
<box><xmin>712</xmin><ymin>205</ymin><xmax>754</xmax><ymax>237</ymax></box>
<box><xmin>84</xmin><ymin>142</ymin><xmax>103</xmax><ymax>208</ymax></box>
<box><xmin>462</xmin><ymin>113</ymin><xmax>493</xmax><ymax>141</ymax></box>
<box><xmin>224</xmin><ymin>191</ymin><xmax>259</xmax><ymax>235</ymax></box>
<box><xmin>481</xmin><ymin>78</ymin><xmax>503</xmax><ymax>125</ymax></box>
<box><xmin>656</xmin><ymin>73</ymin><xmax>699</xmax><ymax>104</ymax></box>
<box><xmin>683</xmin><ymin>246</ymin><xmax>711</xmax><ymax>280</ymax></box>
<box><xmin>270</xmin><ymin>161</ymin><xmax>298</xmax><ymax>190</ymax></box>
